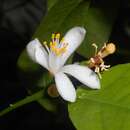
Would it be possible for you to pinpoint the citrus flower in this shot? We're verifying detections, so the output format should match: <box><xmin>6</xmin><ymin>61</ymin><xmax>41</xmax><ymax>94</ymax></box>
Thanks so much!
<box><xmin>26</xmin><ymin>27</ymin><xmax>100</xmax><ymax>102</ymax></box>
<box><xmin>88</xmin><ymin>43</ymin><xmax>116</xmax><ymax>78</ymax></box>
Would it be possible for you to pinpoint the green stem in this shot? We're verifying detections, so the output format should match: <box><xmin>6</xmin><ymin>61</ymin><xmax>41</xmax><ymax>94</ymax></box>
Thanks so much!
<box><xmin>0</xmin><ymin>90</ymin><xmax>44</xmax><ymax>117</ymax></box>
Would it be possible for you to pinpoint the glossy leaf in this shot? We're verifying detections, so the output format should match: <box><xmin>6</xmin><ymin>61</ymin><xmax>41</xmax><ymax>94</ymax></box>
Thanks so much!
<box><xmin>34</xmin><ymin>0</ymin><xmax>120</xmax><ymax>58</ymax></box>
<box><xmin>69</xmin><ymin>63</ymin><xmax>130</xmax><ymax>130</ymax></box>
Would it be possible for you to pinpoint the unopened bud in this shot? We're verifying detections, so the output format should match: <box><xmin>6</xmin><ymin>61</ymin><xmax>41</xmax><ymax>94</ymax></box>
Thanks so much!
<box><xmin>47</xmin><ymin>84</ymin><xmax>59</xmax><ymax>98</ymax></box>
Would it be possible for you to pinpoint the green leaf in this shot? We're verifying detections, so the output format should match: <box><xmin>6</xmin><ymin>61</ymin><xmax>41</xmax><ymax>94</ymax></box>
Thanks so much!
<box><xmin>68</xmin><ymin>63</ymin><xmax>130</xmax><ymax>130</ymax></box>
<box><xmin>47</xmin><ymin>0</ymin><xmax>59</xmax><ymax>10</ymax></box>
<box><xmin>33</xmin><ymin>0</ymin><xmax>120</xmax><ymax>58</ymax></box>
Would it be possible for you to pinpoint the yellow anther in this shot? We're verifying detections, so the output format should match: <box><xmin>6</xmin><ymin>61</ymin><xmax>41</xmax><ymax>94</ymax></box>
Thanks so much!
<box><xmin>50</xmin><ymin>41</ymin><xmax>53</xmax><ymax>46</ymax></box>
<box><xmin>55</xmin><ymin>33</ymin><xmax>60</xmax><ymax>39</ymax></box>
<box><xmin>61</xmin><ymin>37</ymin><xmax>65</xmax><ymax>43</ymax></box>
<box><xmin>50</xmin><ymin>41</ymin><xmax>56</xmax><ymax>46</ymax></box>
<box><xmin>43</xmin><ymin>41</ymin><xmax>47</xmax><ymax>45</ymax></box>
<box><xmin>42</xmin><ymin>32</ymin><xmax>68</xmax><ymax>56</ymax></box>
<box><xmin>52</xmin><ymin>33</ymin><xmax>55</xmax><ymax>39</ymax></box>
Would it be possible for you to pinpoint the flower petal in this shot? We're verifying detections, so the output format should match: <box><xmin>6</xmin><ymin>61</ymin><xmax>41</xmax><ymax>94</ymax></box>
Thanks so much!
<box><xmin>54</xmin><ymin>72</ymin><xmax>76</xmax><ymax>102</ymax></box>
<box><xmin>26</xmin><ymin>38</ymin><xmax>39</xmax><ymax>61</ymax></box>
<box><xmin>60</xmin><ymin>27</ymin><xmax>86</xmax><ymax>66</ymax></box>
<box><xmin>61</xmin><ymin>64</ymin><xmax>100</xmax><ymax>89</ymax></box>
<box><xmin>26</xmin><ymin>38</ymin><xmax>49</xmax><ymax>69</ymax></box>
<box><xmin>48</xmin><ymin>52</ymin><xmax>61</xmax><ymax>74</ymax></box>
<box><xmin>48</xmin><ymin>27</ymin><xmax>86</xmax><ymax>73</ymax></box>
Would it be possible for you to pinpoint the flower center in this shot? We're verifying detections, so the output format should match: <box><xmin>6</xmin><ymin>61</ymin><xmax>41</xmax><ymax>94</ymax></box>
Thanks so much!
<box><xmin>43</xmin><ymin>33</ymin><xmax>68</xmax><ymax>56</ymax></box>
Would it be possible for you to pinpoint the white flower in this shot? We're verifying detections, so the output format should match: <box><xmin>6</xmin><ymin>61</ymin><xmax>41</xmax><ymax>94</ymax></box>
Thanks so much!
<box><xmin>26</xmin><ymin>27</ymin><xmax>100</xmax><ymax>102</ymax></box>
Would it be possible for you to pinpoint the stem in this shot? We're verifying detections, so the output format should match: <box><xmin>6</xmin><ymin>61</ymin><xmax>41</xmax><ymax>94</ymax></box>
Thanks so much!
<box><xmin>0</xmin><ymin>90</ymin><xmax>44</xmax><ymax>117</ymax></box>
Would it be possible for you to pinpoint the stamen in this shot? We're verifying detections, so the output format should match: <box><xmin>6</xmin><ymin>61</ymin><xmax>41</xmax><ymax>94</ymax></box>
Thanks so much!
<box><xmin>42</xmin><ymin>33</ymin><xmax>68</xmax><ymax>56</ymax></box>
<box><xmin>55</xmin><ymin>33</ymin><xmax>60</xmax><ymax>39</ymax></box>
<box><xmin>95</xmin><ymin>66</ymin><xmax>102</xmax><ymax>79</ymax></box>
<box><xmin>55</xmin><ymin>33</ymin><xmax>60</xmax><ymax>44</ymax></box>
<box><xmin>61</xmin><ymin>37</ymin><xmax>65</xmax><ymax>43</ymax></box>
<box><xmin>52</xmin><ymin>33</ymin><xmax>55</xmax><ymax>39</ymax></box>
<box><xmin>87</xmin><ymin>43</ymin><xmax>116</xmax><ymax>79</ymax></box>
<box><xmin>100</xmin><ymin>63</ymin><xmax>110</xmax><ymax>71</ymax></box>
<box><xmin>92</xmin><ymin>43</ymin><xmax>98</xmax><ymax>55</ymax></box>
<box><xmin>50</xmin><ymin>43</ymin><xmax>67</xmax><ymax>56</ymax></box>
<box><xmin>52</xmin><ymin>33</ymin><xmax>55</xmax><ymax>42</ymax></box>
<box><xmin>43</xmin><ymin>41</ymin><xmax>50</xmax><ymax>53</ymax></box>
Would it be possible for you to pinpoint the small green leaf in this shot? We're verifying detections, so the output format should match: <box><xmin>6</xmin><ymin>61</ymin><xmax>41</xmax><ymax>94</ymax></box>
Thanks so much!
<box><xmin>69</xmin><ymin>63</ymin><xmax>130</xmax><ymax>130</ymax></box>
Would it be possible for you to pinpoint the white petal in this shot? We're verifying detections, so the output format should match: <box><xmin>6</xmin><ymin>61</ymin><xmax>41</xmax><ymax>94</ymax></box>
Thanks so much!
<box><xmin>26</xmin><ymin>38</ymin><xmax>49</xmax><ymax>69</ymax></box>
<box><xmin>60</xmin><ymin>27</ymin><xmax>86</xmax><ymax>66</ymax></box>
<box><xmin>61</xmin><ymin>64</ymin><xmax>100</xmax><ymax>89</ymax></box>
<box><xmin>48</xmin><ymin>52</ymin><xmax>62</xmax><ymax>74</ymax></box>
<box><xmin>26</xmin><ymin>38</ymin><xmax>40</xmax><ymax>61</ymax></box>
<box><xmin>48</xmin><ymin>27</ymin><xmax>86</xmax><ymax>73</ymax></box>
<box><xmin>54</xmin><ymin>72</ymin><xmax>76</xmax><ymax>102</ymax></box>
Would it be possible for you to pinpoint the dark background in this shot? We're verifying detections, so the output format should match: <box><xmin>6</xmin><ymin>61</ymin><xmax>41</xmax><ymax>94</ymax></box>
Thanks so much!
<box><xmin>0</xmin><ymin>0</ymin><xmax>75</xmax><ymax>129</ymax></box>
<box><xmin>0</xmin><ymin>0</ymin><xmax>130</xmax><ymax>130</ymax></box>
